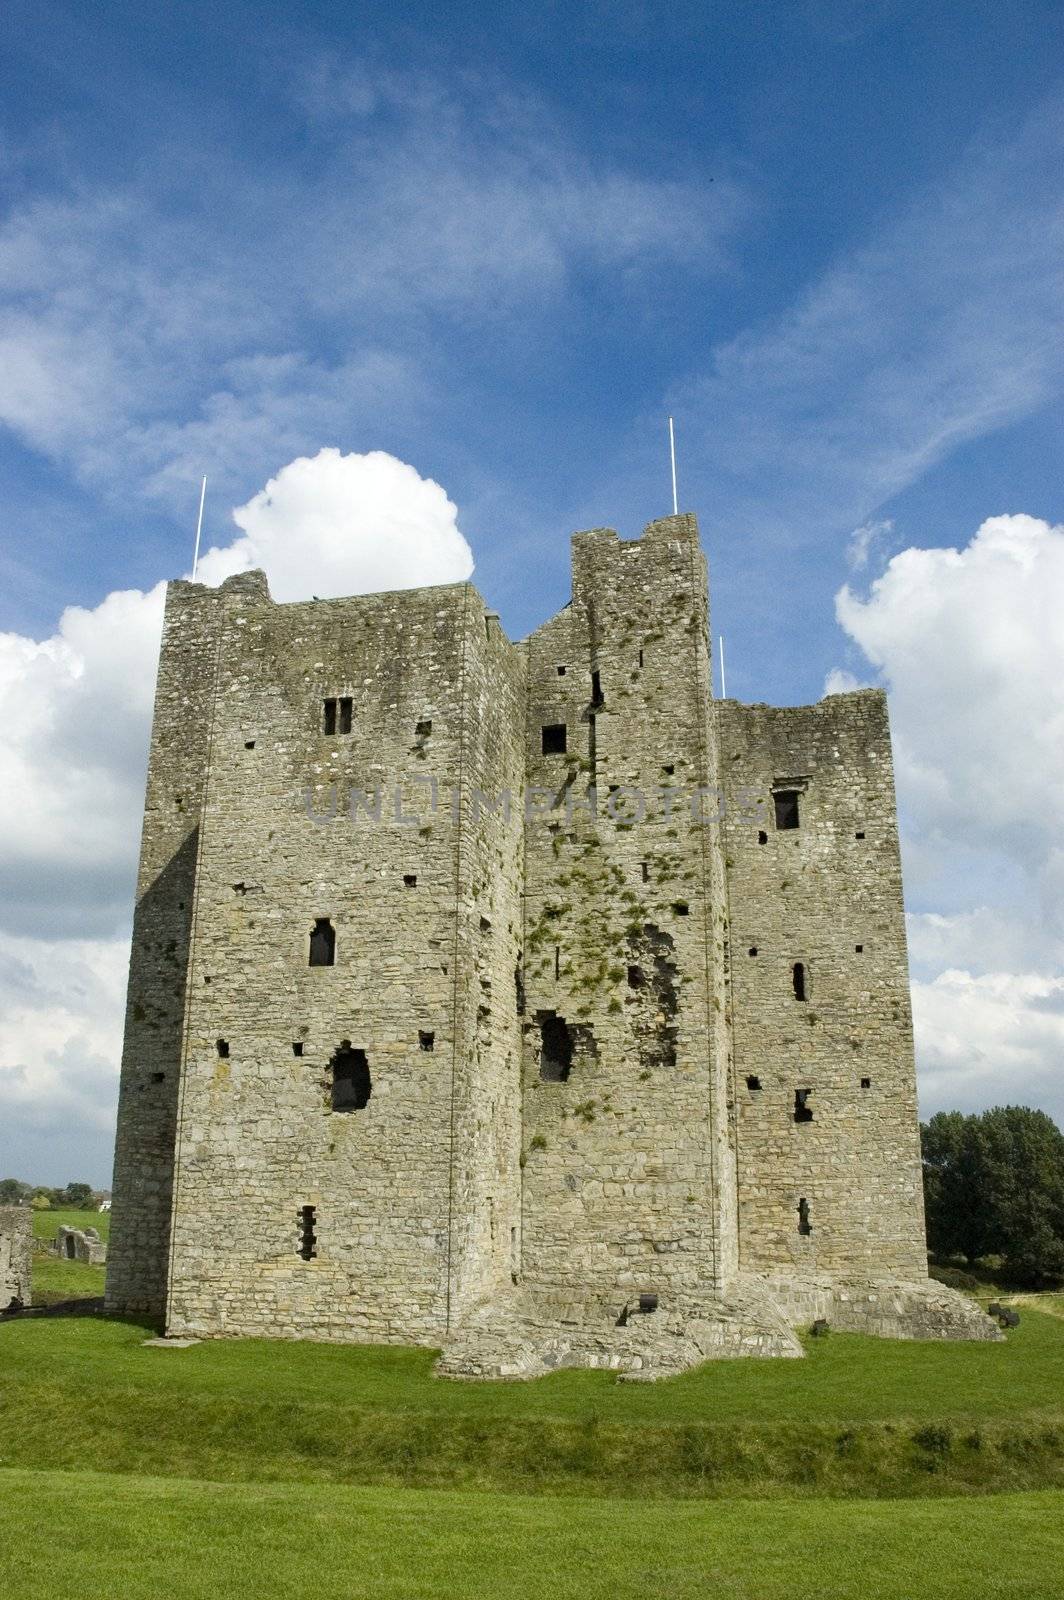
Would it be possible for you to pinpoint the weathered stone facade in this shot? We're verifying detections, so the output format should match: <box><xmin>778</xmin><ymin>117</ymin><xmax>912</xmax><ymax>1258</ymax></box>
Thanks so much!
<box><xmin>1</xmin><ymin>1207</ymin><xmax>32</xmax><ymax>1308</ymax></box>
<box><xmin>106</xmin><ymin>512</ymin><xmax>997</xmax><ymax>1370</ymax></box>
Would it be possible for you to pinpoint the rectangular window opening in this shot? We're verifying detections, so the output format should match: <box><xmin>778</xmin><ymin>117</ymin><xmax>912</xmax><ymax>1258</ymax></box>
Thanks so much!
<box><xmin>591</xmin><ymin>670</ymin><xmax>603</xmax><ymax>707</ymax></box>
<box><xmin>323</xmin><ymin>698</ymin><xmax>337</xmax><ymax>736</ymax></box>
<box><xmin>556</xmin><ymin>664</ymin><xmax>567</xmax><ymax>676</ymax></box>
<box><xmin>792</xmin><ymin>961</ymin><xmax>807</xmax><ymax>1001</ymax></box>
<box><xmin>292</xmin><ymin>1041</ymin><xmax>304</xmax><ymax>1057</ymax></box>
<box><xmin>773</xmin><ymin>789</ymin><xmax>800</xmax><ymax>830</ymax></box>
<box><xmin>542</xmin><ymin>723</ymin><xmax>567</xmax><ymax>755</ymax></box>
<box><xmin>403</xmin><ymin>874</ymin><xmax>417</xmax><ymax>887</ymax></box>
<box><xmin>638</xmin><ymin>648</ymin><xmax>644</xmax><ymax>667</ymax></box>
<box><xmin>640</xmin><ymin>861</ymin><xmax>649</xmax><ymax>884</ymax></box>
<box><xmin>331</xmin><ymin>1044</ymin><xmax>371</xmax><ymax>1111</ymax></box>
<box><xmin>861</xmin><ymin>1077</ymin><xmax>871</xmax><ymax>1089</ymax></box>
<box><xmin>746</xmin><ymin>1075</ymin><xmax>761</xmax><ymax>1091</ymax></box>
<box><xmin>794</xmin><ymin>1088</ymin><xmax>813</xmax><ymax>1123</ymax></box>
<box><xmin>338</xmin><ymin>697</ymin><xmax>353</xmax><ymax>734</ymax></box>
<box><xmin>419</xmin><ymin>1031</ymin><xmax>435</xmax><ymax>1052</ymax></box>
<box><xmin>299</xmin><ymin>1205</ymin><xmax>317</xmax><ymax>1260</ymax></box>
<box><xmin>855</xmin><ymin>943</ymin><xmax>864</xmax><ymax>953</ymax></box>
<box><xmin>215</xmin><ymin>1038</ymin><xmax>229</xmax><ymax>1059</ymax></box>
<box><xmin>798</xmin><ymin>1198</ymin><xmax>812</xmax><ymax>1235</ymax></box>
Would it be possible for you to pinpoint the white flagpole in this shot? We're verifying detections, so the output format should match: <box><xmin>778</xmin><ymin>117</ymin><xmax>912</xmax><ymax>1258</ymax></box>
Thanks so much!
<box><xmin>668</xmin><ymin>416</ymin><xmax>678</xmax><ymax>515</ymax></box>
<box><xmin>719</xmin><ymin>634</ymin><xmax>727</xmax><ymax>699</ymax></box>
<box><xmin>192</xmin><ymin>476</ymin><xmax>207</xmax><ymax>580</ymax></box>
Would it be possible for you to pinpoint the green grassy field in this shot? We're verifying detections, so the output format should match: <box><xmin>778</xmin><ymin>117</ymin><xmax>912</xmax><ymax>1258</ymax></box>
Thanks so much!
<box><xmin>2</xmin><ymin>1310</ymin><xmax>1063</xmax><ymax>1499</ymax></box>
<box><xmin>28</xmin><ymin>1208</ymin><xmax>108</xmax><ymax>1304</ymax></box>
<box><xmin>31</xmin><ymin>1206</ymin><xmax>110</xmax><ymax>1245</ymax></box>
<box><xmin>2</xmin><ymin>1468</ymin><xmax>1061</xmax><ymax>1600</ymax></box>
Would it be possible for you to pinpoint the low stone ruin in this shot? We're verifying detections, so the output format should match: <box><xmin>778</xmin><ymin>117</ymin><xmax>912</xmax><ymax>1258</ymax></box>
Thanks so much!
<box><xmin>53</xmin><ymin>1225</ymin><xmax>107</xmax><ymax>1265</ymax></box>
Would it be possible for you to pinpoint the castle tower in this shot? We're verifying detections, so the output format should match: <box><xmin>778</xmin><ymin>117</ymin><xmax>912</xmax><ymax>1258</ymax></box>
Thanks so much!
<box><xmin>107</xmin><ymin>513</ymin><xmax>995</xmax><ymax>1370</ymax></box>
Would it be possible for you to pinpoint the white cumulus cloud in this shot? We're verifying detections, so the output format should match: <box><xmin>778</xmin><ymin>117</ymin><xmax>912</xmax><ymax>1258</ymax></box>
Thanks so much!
<box><xmin>832</xmin><ymin>512</ymin><xmax>1064</xmax><ymax>1124</ymax></box>
<box><xmin>196</xmin><ymin>448</ymin><xmax>473</xmax><ymax>600</ymax></box>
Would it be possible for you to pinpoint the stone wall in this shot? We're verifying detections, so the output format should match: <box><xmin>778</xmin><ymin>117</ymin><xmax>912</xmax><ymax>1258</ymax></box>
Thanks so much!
<box><xmin>0</xmin><ymin>1207</ymin><xmax>32</xmax><ymax>1307</ymax></box>
<box><xmin>518</xmin><ymin>514</ymin><xmax>734</xmax><ymax>1304</ymax></box>
<box><xmin>716</xmin><ymin>693</ymin><xmax>928</xmax><ymax>1279</ymax></box>
<box><xmin>54</xmin><ymin>1225</ymin><xmax>107</xmax><ymax>1265</ymax></box>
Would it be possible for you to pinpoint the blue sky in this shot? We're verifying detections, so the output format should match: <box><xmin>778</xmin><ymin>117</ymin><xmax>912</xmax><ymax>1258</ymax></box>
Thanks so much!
<box><xmin>1</xmin><ymin>0</ymin><xmax>1063</xmax><ymax>1183</ymax></box>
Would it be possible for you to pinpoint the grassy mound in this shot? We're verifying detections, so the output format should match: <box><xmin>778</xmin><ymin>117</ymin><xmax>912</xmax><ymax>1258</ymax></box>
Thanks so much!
<box><xmin>2</xmin><ymin>1310</ymin><xmax>1063</xmax><ymax>1498</ymax></box>
<box><xmin>2</xmin><ymin>1468</ymin><xmax>1063</xmax><ymax>1599</ymax></box>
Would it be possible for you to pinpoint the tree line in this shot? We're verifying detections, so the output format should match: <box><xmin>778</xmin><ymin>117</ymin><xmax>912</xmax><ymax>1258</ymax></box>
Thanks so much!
<box><xmin>921</xmin><ymin>1106</ymin><xmax>1064</xmax><ymax>1287</ymax></box>
<box><xmin>0</xmin><ymin>1178</ymin><xmax>103</xmax><ymax>1210</ymax></box>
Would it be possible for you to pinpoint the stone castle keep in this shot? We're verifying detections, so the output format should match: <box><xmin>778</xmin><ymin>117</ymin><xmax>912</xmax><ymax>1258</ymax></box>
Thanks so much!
<box><xmin>106</xmin><ymin>511</ymin><xmax>994</xmax><ymax>1374</ymax></box>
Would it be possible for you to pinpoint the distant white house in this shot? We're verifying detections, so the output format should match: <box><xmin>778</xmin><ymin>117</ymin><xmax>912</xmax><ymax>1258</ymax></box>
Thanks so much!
<box><xmin>98</xmin><ymin>1199</ymin><xmax>111</xmax><ymax>1212</ymax></box>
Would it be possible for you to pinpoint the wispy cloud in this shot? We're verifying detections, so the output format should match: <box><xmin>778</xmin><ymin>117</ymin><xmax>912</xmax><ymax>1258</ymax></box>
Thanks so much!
<box><xmin>669</xmin><ymin>95</ymin><xmax>1064</xmax><ymax>540</ymax></box>
<box><xmin>0</xmin><ymin>59</ymin><xmax>742</xmax><ymax>522</ymax></box>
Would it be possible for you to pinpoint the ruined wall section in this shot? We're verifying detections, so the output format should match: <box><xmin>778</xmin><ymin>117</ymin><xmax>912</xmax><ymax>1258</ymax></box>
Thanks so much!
<box><xmin>519</xmin><ymin>514</ymin><xmax>731</xmax><ymax>1306</ymax></box>
<box><xmin>1</xmin><ymin>1207</ymin><xmax>32</xmax><ymax>1306</ymax></box>
<box><xmin>164</xmin><ymin>579</ymin><xmax>490</xmax><ymax>1342</ymax></box>
<box><xmin>716</xmin><ymin>691</ymin><xmax>927</xmax><ymax>1280</ymax></box>
<box><xmin>106</xmin><ymin>579</ymin><xmax>224</xmax><ymax>1318</ymax></box>
<box><xmin>444</xmin><ymin>601</ymin><xmax>526</xmax><ymax>1317</ymax></box>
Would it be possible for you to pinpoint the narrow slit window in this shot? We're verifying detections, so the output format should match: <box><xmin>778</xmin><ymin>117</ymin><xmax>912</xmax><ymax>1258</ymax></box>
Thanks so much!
<box><xmin>798</xmin><ymin>1198</ymin><xmax>812</xmax><ymax>1235</ymax></box>
<box><xmin>292</xmin><ymin>1042</ymin><xmax>304</xmax><ymax>1057</ymax></box>
<box><xmin>338</xmin><ymin>697</ymin><xmax>353</xmax><ymax>734</ymax></box>
<box><xmin>309</xmin><ymin>917</ymin><xmax>336</xmax><ymax>967</ymax></box>
<box><xmin>640</xmin><ymin>861</ymin><xmax>649</xmax><ymax>884</ymax></box>
<box><xmin>323</xmin><ymin>698</ymin><xmax>337</xmax><ymax>736</ymax></box>
<box><xmin>554</xmin><ymin>945</ymin><xmax>561</xmax><ymax>980</ymax></box>
<box><xmin>638</xmin><ymin>648</ymin><xmax>644</xmax><ymax>667</ymax></box>
<box><xmin>591</xmin><ymin>670</ymin><xmax>603</xmax><ymax>707</ymax></box>
<box><xmin>216</xmin><ymin>1038</ymin><xmax>229</xmax><ymax>1059</ymax></box>
<box><xmin>794</xmin><ymin>1088</ymin><xmax>813</xmax><ymax>1123</ymax></box>
<box><xmin>299</xmin><ymin>1205</ymin><xmax>317</xmax><ymax>1260</ymax></box>
<box><xmin>758</xmin><ymin>830</ymin><xmax>768</xmax><ymax>845</ymax></box>
<box><xmin>773</xmin><ymin>789</ymin><xmax>800</xmax><ymax>830</ymax></box>
<box><xmin>331</xmin><ymin>1043</ymin><xmax>371</xmax><ymax>1111</ymax></box>
<box><xmin>542</xmin><ymin>723</ymin><xmax>567</xmax><ymax>755</ymax></box>
<box><xmin>792</xmin><ymin>962</ymin><xmax>806</xmax><ymax>1001</ymax></box>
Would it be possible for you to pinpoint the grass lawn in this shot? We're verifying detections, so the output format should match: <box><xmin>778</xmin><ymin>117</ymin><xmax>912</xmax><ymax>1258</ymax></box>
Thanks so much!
<box><xmin>31</xmin><ymin>1255</ymin><xmax>105</xmax><ymax>1304</ymax></box>
<box><xmin>2</xmin><ymin>1468</ymin><xmax>1062</xmax><ymax>1599</ymax></box>
<box><xmin>31</xmin><ymin>1206</ymin><xmax>110</xmax><ymax>1245</ymax></box>
<box><xmin>2</xmin><ymin>1310</ymin><xmax>1063</xmax><ymax>1497</ymax></box>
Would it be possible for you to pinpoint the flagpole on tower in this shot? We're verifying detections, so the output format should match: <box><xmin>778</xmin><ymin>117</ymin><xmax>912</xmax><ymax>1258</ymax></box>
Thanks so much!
<box><xmin>719</xmin><ymin>634</ymin><xmax>727</xmax><ymax>699</ymax></box>
<box><xmin>668</xmin><ymin>416</ymin><xmax>678</xmax><ymax>515</ymax></box>
<box><xmin>191</xmin><ymin>476</ymin><xmax>207</xmax><ymax>581</ymax></box>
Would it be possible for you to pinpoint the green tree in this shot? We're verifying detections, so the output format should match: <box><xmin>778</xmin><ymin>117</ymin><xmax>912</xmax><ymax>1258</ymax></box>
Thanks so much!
<box><xmin>922</xmin><ymin>1107</ymin><xmax>1064</xmax><ymax>1286</ymax></box>
<box><xmin>0</xmin><ymin>1177</ymin><xmax>29</xmax><ymax>1206</ymax></box>
<box><xmin>59</xmin><ymin>1182</ymin><xmax>95</xmax><ymax>1210</ymax></box>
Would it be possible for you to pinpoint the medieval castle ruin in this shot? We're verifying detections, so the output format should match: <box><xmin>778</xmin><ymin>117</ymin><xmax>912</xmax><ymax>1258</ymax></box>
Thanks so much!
<box><xmin>106</xmin><ymin>511</ymin><xmax>995</xmax><ymax>1374</ymax></box>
